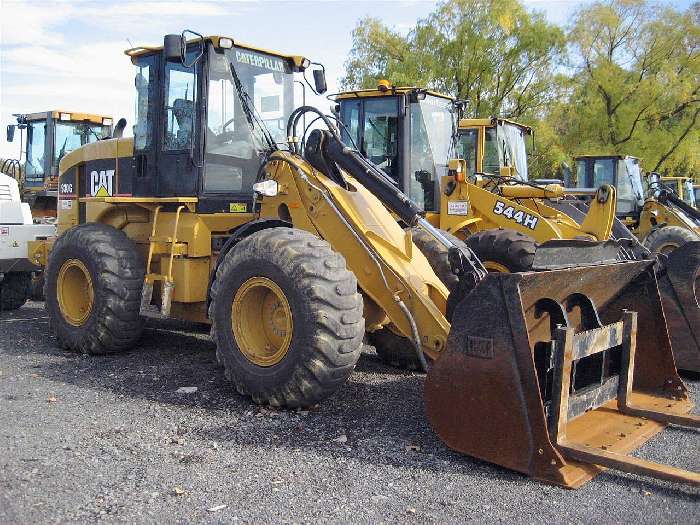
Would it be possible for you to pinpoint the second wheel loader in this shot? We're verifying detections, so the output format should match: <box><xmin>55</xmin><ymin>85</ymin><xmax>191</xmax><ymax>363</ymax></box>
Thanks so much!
<box><xmin>334</xmin><ymin>84</ymin><xmax>700</xmax><ymax>372</ymax></box>
<box><xmin>31</xmin><ymin>34</ymin><xmax>698</xmax><ymax>489</ymax></box>
<box><xmin>2</xmin><ymin>111</ymin><xmax>114</xmax><ymax>218</ymax></box>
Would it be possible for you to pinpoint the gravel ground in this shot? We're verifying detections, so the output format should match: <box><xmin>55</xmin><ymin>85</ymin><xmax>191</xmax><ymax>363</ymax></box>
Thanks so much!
<box><xmin>0</xmin><ymin>301</ymin><xmax>698</xmax><ymax>524</ymax></box>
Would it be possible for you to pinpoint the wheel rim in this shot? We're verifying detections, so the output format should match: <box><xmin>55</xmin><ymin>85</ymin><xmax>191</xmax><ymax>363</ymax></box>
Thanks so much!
<box><xmin>658</xmin><ymin>242</ymin><xmax>680</xmax><ymax>255</ymax></box>
<box><xmin>231</xmin><ymin>277</ymin><xmax>293</xmax><ymax>367</ymax></box>
<box><xmin>57</xmin><ymin>259</ymin><xmax>94</xmax><ymax>326</ymax></box>
<box><xmin>483</xmin><ymin>261</ymin><xmax>511</xmax><ymax>273</ymax></box>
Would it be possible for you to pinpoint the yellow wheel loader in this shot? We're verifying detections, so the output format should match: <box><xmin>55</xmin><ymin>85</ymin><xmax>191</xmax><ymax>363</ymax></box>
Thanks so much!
<box><xmin>29</xmin><ymin>34</ymin><xmax>699</xmax><ymax>488</ymax></box>
<box><xmin>334</xmin><ymin>84</ymin><xmax>700</xmax><ymax>372</ymax></box>
<box><xmin>572</xmin><ymin>156</ymin><xmax>700</xmax><ymax>254</ymax></box>
<box><xmin>2</xmin><ymin>111</ymin><xmax>114</xmax><ymax>219</ymax></box>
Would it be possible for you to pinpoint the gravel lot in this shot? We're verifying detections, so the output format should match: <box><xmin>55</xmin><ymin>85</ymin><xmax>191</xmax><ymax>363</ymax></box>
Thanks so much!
<box><xmin>1</xmin><ymin>301</ymin><xmax>698</xmax><ymax>524</ymax></box>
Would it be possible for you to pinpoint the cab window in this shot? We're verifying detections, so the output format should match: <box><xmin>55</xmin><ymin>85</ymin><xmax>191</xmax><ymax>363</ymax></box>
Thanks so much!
<box><xmin>483</xmin><ymin>127</ymin><xmax>499</xmax><ymax>174</ymax></box>
<box><xmin>164</xmin><ymin>63</ymin><xmax>197</xmax><ymax>151</ymax></box>
<box><xmin>575</xmin><ymin>160</ymin><xmax>588</xmax><ymax>187</ymax></box>
<box><xmin>457</xmin><ymin>129</ymin><xmax>478</xmax><ymax>177</ymax></box>
<box><xmin>25</xmin><ymin>120</ymin><xmax>46</xmax><ymax>182</ymax></box>
<box><xmin>339</xmin><ymin>99</ymin><xmax>361</xmax><ymax>148</ymax></box>
<box><xmin>362</xmin><ymin>98</ymin><xmax>399</xmax><ymax>182</ymax></box>
<box><xmin>592</xmin><ymin>159</ymin><xmax>615</xmax><ymax>187</ymax></box>
<box><xmin>133</xmin><ymin>58</ymin><xmax>155</xmax><ymax>150</ymax></box>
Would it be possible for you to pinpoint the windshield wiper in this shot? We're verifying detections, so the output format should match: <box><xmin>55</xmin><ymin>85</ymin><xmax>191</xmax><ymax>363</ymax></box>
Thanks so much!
<box><xmin>228</xmin><ymin>61</ymin><xmax>277</xmax><ymax>155</ymax></box>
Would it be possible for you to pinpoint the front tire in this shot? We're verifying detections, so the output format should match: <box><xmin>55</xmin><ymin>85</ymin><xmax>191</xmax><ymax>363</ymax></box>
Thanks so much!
<box><xmin>465</xmin><ymin>228</ymin><xmax>536</xmax><ymax>272</ymax></box>
<box><xmin>0</xmin><ymin>272</ymin><xmax>31</xmax><ymax>311</ymax></box>
<box><xmin>369</xmin><ymin>227</ymin><xmax>468</xmax><ymax>371</ymax></box>
<box><xmin>209</xmin><ymin>227</ymin><xmax>364</xmax><ymax>408</ymax></box>
<box><xmin>643</xmin><ymin>226</ymin><xmax>699</xmax><ymax>255</ymax></box>
<box><xmin>45</xmin><ymin>223</ymin><xmax>145</xmax><ymax>354</ymax></box>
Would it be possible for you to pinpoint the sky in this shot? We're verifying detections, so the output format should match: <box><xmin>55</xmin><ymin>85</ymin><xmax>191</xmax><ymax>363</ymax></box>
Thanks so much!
<box><xmin>0</xmin><ymin>0</ymin><xmax>694</xmax><ymax>160</ymax></box>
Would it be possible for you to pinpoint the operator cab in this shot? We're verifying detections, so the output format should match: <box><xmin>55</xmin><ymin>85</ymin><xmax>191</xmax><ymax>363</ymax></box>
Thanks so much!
<box><xmin>573</xmin><ymin>155</ymin><xmax>645</xmax><ymax>221</ymax></box>
<box><xmin>334</xmin><ymin>83</ymin><xmax>454</xmax><ymax>212</ymax></box>
<box><xmin>125</xmin><ymin>33</ymin><xmax>325</xmax><ymax>212</ymax></box>
<box><xmin>456</xmin><ymin>118</ymin><xmax>531</xmax><ymax>182</ymax></box>
<box><xmin>6</xmin><ymin>111</ymin><xmax>112</xmax><ymax>216</ymax></box>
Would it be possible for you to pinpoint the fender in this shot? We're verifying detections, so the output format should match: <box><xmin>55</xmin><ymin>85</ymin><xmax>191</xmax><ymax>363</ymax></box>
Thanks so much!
<box><xmin>206</xmin><ymin>218</ymin><xmax>292</xmax><ymax>306</ymax></box>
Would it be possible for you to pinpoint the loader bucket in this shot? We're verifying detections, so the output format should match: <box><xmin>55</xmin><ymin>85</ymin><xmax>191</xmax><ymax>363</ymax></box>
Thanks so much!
<box><xmin>656</xmin><ymin>241</ymin><xmax>700</xmax><ymax>372</ymax></box>
<box><xmin>425</xmin><ymin>260</ymin><xmax>699</xmax><ymax>488</ymax></box>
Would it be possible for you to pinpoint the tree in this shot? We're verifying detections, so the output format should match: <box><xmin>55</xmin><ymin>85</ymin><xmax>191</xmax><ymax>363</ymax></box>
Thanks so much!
<box><xmin>558</xmin><ymin>0</ymin><xmax>699</xmax><ymax>176</ymax></box>
<box><xmin>341</xmin><ymin>0</ymin><xmax>565</xmax><ymax>119</ymax></box>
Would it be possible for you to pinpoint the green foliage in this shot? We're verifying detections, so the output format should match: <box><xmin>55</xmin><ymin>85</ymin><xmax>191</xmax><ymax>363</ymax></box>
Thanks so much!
<box><xmin>341</xmin><ymin>0</ymin><xmax>565</xmax><ymax>118</ymax></box>
<box><xmin>341</xmin><ymin>0</ymin><xmax>700</xmax><ymax>179</ymax></box>
<box><xmin>561</xmin><ymin>0</ymin><xmax>699</xmax><ymax>177</ymax></box>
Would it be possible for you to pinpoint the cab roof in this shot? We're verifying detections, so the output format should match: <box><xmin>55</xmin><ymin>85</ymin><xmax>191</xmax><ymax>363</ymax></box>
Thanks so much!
<box><xmin>459</xmin><ymin>117</ymin><xmax>532</xmax><ymax>134</ymax></box>
<box><xmin>332</xmin><ymin>83</ymin><xmax>453</xmax><ymax>102</ymax></box>
<box><xmin>14</xmin><ymin>111</ymin><xmax>112</xmax><ymax>125</ymax></box>
<box><xmin>573</xmin><ymin>154</ymin><xmax>639</xmax><ymax>161</ymax></box>
<box><xmin>124</xmin><ymin>35</ymin><xmax>309</xmax><ymax>71</ymax></box>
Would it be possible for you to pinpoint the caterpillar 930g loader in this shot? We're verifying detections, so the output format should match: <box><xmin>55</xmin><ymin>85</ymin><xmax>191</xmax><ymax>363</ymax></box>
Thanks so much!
<box><xmin>2</xmin><ymin>111</ymin><xmax>114</xmax><ymax>219</ymax></box>
<box><xmin>30</xmin><ymin>34</ymin><xmax>698</xmax><ymax>488</ymax></box>
<box><xmin>334</xmin><ymin>84</ymin><xmax>700</xmax><ymax>373</ymax></box>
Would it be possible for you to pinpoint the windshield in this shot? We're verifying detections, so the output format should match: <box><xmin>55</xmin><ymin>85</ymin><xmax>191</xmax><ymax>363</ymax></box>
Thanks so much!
<box><xmin>685</xmin><ymin>180</ymin><xmax>697</xmax><ymax>207</ymax></box>
<box><xmin>54</xmin><ymin>121</ymin><xmax>107</xmax><ymax>170</ymax></box>
<box><xmin>409</xmin><ymin>95</ymin><xmax>454</xmax><ymax>211</ymax></box>
<box><xmin>616</xmin><ymin>158</ymin><xmax>643</xmax><ymax>214</ymax></box>
<box><xmin>496</xmin><ymin>123</ymin><xmax>528</xmax><ymax>180</ymax></box>
<box><xmin>204</xmin><ymin>45</ymin><xmax>295</xmax><ymax>193</ymax></box>
<box><xmin>25</xmin><ymin>120</ymin><xmax>46</xmax><ymax>184</ymax></box>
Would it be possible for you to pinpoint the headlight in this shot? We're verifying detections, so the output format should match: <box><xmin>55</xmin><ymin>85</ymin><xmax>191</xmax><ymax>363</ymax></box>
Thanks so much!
<box><xmin>60</xmin><ymin>112</ymin><xmax>71</xmax><ymax>121</ymax></box>
<box><xmin>252</xmin><ymin>179</ymin><xmax>279</xmax><ymax>197</ymax></box>
<box><xmin>219</xmin><ymin>37</ymin><xmax>234</xmax><ymax>49</ymax></box>
<box><xmin>102</xmin><ymin>118</ymin><xmax>113</xmax><ymax>126</ymax></box>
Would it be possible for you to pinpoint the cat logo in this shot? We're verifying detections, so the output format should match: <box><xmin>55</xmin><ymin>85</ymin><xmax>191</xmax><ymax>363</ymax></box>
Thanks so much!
<box><xmin>90</xmin><ymin>170</ymin><xmax>115</xmax><ymax>197</ymax></box>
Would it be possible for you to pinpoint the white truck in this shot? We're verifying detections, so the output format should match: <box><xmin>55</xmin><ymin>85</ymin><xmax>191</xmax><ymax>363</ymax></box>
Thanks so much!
<box><xmin>0</xmin><ymin>173</ymin><xmax>55</xmax><ymax>310</ymax></box>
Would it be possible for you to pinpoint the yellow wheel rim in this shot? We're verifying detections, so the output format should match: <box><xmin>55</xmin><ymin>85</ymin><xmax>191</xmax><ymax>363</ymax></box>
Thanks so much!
<box><xmin>483</xmin><ymin>261</ymin><xmax>511</xmax><ymax>273</ymax></box>
<box><xmin>231</xmin><ymin>277</ymin><xmax>293</xmax><ymax>367</ymax></box>
<box><xmin>57</xmin><ymin>259</ymin><xmax>94</xmax><ymax>326</ymax></box>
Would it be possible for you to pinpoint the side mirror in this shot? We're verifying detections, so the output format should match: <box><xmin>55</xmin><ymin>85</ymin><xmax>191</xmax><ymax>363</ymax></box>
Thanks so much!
<box><xmin>6</xmin><ymin>124</ymin><xmax>15</xmax><ymax>142</ymax></box>
<box><xmin>164</xmin><ymin>34</ymin><xmax>183</xmax><ymax>62</ymax></box>
<box><xmin>312</xmin><ymin>69</ymin><xmax>327</xmax><ymax>95</ymax></box>
<box><xmin>113</xmin><ymin>118</ymin><xmax>127</xmax><ymax>139</ymax></box>
<box><xmin>561</xmin><ymin>162</ymin><xmax>572</xmax><ymax>186</ymax></box>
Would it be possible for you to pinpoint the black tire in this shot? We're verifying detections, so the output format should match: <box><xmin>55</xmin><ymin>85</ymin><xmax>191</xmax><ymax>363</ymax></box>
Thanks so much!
<box><xmin>465</xmin><ymin>228</ymin><xmax>536</xmax><ymax>272</ymax></box>
<box><xmin>367</xmin><ymin>326</ymin><xmax>422</xmax><ymax>371</ymax></box>
<box><xmin>209</xmin><ymin>227</ymin><xmax>364</xmax><ymax>408</ymax></box>
<box><xmin>0</xmin><ymin>272</ymin><xmax>31</xmax><ymax>311</ymax></box>
<box><xmin>409</xmin><ymin>227</ymin><xmax>466</xmax><ymax>292</ymax></box>
<box><xmin>643</xmin><ymin>226</ymin><xmax>699</xmax><ymax>255</ymax></box>
<box><xmin>30</xmin><ymin>272</ymin><xmax>45</xmax><ymax>301</ymax></box>
<box><xmin>45</xmin><ymin>223</ymin><xmax>145</xmax><ymax>354</ymax></box>
<box><xmin>369</xmin><ymin>227</ymin><xmax>468</xmax><ymax>371</ymax></box>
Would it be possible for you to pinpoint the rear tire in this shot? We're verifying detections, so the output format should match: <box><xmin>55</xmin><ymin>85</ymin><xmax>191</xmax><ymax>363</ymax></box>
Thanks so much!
<box><xmin>0</xmin><ymin>272</ymin><xmax>31</xmax><ymax>311</ymax></box>
<box><xmin>209</xmin><ymin>227</ymin><xmax>364</xmax><ymax>408</ymax></box>
<box><xmin>465</xmin><ymin>228</ymin><xmax>536</xmax><ymax>272</ymax></box>
<box><xmin>643</xmin><ymin>226</ymin><xmax>699</xmax><ymax>255</ymax></box>
<box><xmin>367</xmin><ymin>326</ymin><xmax>422</xmax><ymax>371</ymax></box>
<box><xmin>45</xmin><ymin>223</ymin><xmax>145</xmax><ymax>354</ymax></box>
<box><xmin>30</xmin><ymin>272</ymin><xmax>45</xmax><ymax>301</ymax></box>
